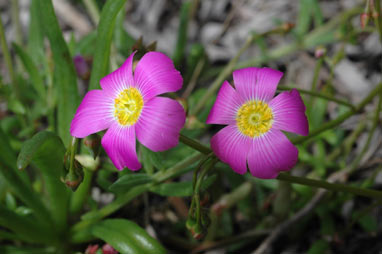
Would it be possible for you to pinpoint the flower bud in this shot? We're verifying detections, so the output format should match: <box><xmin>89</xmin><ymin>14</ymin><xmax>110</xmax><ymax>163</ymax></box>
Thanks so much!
<box><xmin>73</xmin><ymin>55</ymin><xmax>90</xmax><ymax>80</ymax></box>
<box><xmin>85</xmin><ymin>244</ymin><xmax>99</xmax><ymax>254</ymax></box>
<box><xmin>190</xmin><ymin>224</ymin><xmax>204</xmax><ymax>240</ymax></box>
<box><xmin>281</xmin><ymin>22</ymin><xmax>295</xmax><ymax>33</ymax></box>
<box><xmin>186</xmin><ymin>217</ymin><xmax>196</xmax><ymax>231</ymax></box>
<box><xmin>360</xmin><ymin>13</ymin><xmax>370</xmax><ymax>28</ymax></box>
<box><xmin>84</xmin><ymin>134</ymin><xmax>101</xmax><ymax>159</ymax></box>
<box><xmin>102</xmin><ymin>244</ymin><xmax>118</xmax><ymax>254</ymax></box>
<box><xmin>61</xmin><ymin>159</ymin><xmax>83</xmax><ymax>191</ymax></box>
<box><xmin>314</xmin><ymin>46</ymin><xmax>326</xmax><ymax>59</ymax></box>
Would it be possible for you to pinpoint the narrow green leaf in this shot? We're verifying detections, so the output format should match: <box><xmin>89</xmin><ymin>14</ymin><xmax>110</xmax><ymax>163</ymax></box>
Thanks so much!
<box><xmin>140</xmin><ymin>145</ymin><xmax>164</xmax><ymax>174</ymax></box>
<box><xmin>13</xmin><ymin>43</ymin><xmax>46</xmax><ymax>99</ymax></box>
<box><xmin>307</xmin><ymin>239</ymin><xmax>329</xmax><ymax>254</ymax></box>
<box><xmin>7</xmin><ymin>98</ymin><xmax>26</xmax><ymax>115</ymax></box>
<box><xmin>89</xmin><ymin>0</ymin><xmax>128</xmax><ymax>90</ymax></box>
<box><xmin>75</xmin><ymin>31</ymin><xmax>97</xmax><ymax>56</ymax></box>
<box><xmin>92</xmin><ymin>219</ymin><xmax>167</xmax><ymax>254</ymax></box>
<box><xmin>109</xmin><ymin>173</ymin><xmax>153</xmax><ymax>193</ymax></box>
<box><xmin>17</xmin><ymin>131</ymin><xmax>70</xmax><ymax>233</ymax></box>
<box><xmin>0</xmin><ymin>129</ymin><xmax>50</xmax><ymax>226</ymax></box>
<box><xmin>0</xmin><ymin>205</ymin><xmax>53</xmax><ymax>244</ymax></box>
<box><xmin>173</xmin><ymin>1</ymin><xmax>191</xmax><ymax>68</ymax></box>
<box><xmin>311</xmin><ymin>0</ymin><xmax>324</xmax><ymax>27</ymax></box>
<box><xmin>5</xmin><ymin>192</ymin><xmax>17</xmax><ymax>210</ymax></box>
<box><xmin>184</xmin><ymin>43</ymin><xmax>205</xmax><ymax>83</ymax></box>
<box><xmin>37</xmin><ymin>0</ymin><xmax>79</xmax><ymax>145</ymax></box>
<box><xmin>150</xmin><ymin>175</ymin><xmax>217</xmax><ymax>197</ymax></box>
<box><xmin>114</xmin><ymin>4</ymin><xmax>136</xmax><ymax>57</ymax></box>
<box><xmin>0</xmin><ymin>230</ymin><xmax>24</xmax><ymax>241</ymax></box>
<box><xmin>28</xmin><ymin>0</ymin><xmax>45</xmax><ymax>62</ymax></box>
<box><xmin>0</xmin><ymin>245</ymin><xmax>55</xmax><ymax>254</ymax></box>
<box><xmin>0</xmin><ymin>127</ymin><xmax>18</xmax><ymax>169</ymax></box>
<box><xmin>295</xmin><ymin>0</ymin><xmax>313</xmax><ymax>36</ymax></box>
<box><xmin>353</xmin><ymin>211</ymin><xmax>378</xmax><ymax>233</ymax></box>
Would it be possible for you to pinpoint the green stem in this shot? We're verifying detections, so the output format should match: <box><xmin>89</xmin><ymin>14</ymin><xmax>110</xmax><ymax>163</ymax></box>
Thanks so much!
<box><xmin>189</xmin><ymin>154</ymin><xmax>215</xmax><ymax>220</ymax></box>
<box><xmin>182</xmin><ymin>58</ymin><xmax>205</xmax><ymax>98</ymax></box>
<box><xmin>194</xmin><ymin>158</ymin><xmax>218</xmax><ymax>225</ymax></box>
<box><xmin>306</xmin><ymin>57</ymin><xmax>324</xmax><ymax>111</ymax></box>
<box><xmin>278</xmin><ymin>85</ymin><xmax>356</xmax><ymax>110</ymax></box>
<box><xmin>194</xmin><ymin>193</ymin><xmax>201</xmax><ymax>225</ymax></box>
<box><xmin>276</xmin><ymin>173</ymin><xmax>382</xmax><ymax>200</ymax></box>
<box><xmin>69</xmin><ymin>137</ymin><xmax>79</xmax><ymax>175</ymax></box>
<box><xmin>191</xmin><ymin>35</ymin><xmax>254</xmax><ymax>115</ymax></box>
<box><xmin>291</xmin><ymin>83</ymin><xmax>382</xmax><ymax>145</ymax></box>
<box><xmin>349</xmin><ymin>94</ymin><xmax>382</xmax><ymax>172</ymax></box>
<box><xmin>374</xmin><ymin>0</ymin><xmax>382</xmax><ymax>42</ymax></box>
<box><xmin>70</xmin><ymin>168</ymin><xmax>94</xmax><ymax>215</ymax></box>
<box><xmin>192</xmin><ymin>152</ymin><xmax>214</xmax><ymax>190</ymax></box>
<box><xmin>311</xmin><ymin>57</ymin><xmax>324</xmax><ymax>91</ymax></box>
<box><xmin>179</xmin><ymin>134</ymin><xmax>211</xmax><ymax>155</ymax></box>
<box><xmin>327</xmin><ymin>120</ymin><xmax>366</xmax><ymax>161</ymax></box>
<box><xmin>0</xmin><ymin>15</ymin><xmax>18</xmax><ymax>94</ymax></box>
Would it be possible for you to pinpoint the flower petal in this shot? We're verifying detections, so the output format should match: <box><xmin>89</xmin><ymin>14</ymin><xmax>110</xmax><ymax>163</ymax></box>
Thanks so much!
<box><xmin>269</xmin><ymin>89</ymin><xmax>309</xmax><ymax>136</ymax></box>
<box><xmin>206</xmin><ymin>81</ymin><xmax>244</xmax><ymax>125</ymax></box>
<box><xmin>70</xmin><ymin>90</ymin><xmax>114</xmax><ymax>138</ymax></box>
<box><xmin>135</xmin><ymin>97</ymin><xmax>185</xmax><ymax>151</ymax></box>
<box><xmin>233</xmin><ymin>67</ymin><xmax>283</xmax><ymax>102</ymax></box>
<box><xmin>101</xmin><ymin>123</ymin><xmax>141</xmax><ymax>171</ymax></box>
<box><xmin>134</xmin><ymin>52</ymin><xmax>182</xmax><ymax>101</ymax></box>
<box><xmin>247</xmin><ymin>129</ymin><xmax>298</xmax><ymax>179</ymax></box>
<box><xmin>210</xmin><ymin>125</ymin><xmax>252</xmax><ymax>174</ymax></box>
<box><xmin>100</xmin><ymin>52</ymin><xmax>135</xmax><ymax>96</ymax></box>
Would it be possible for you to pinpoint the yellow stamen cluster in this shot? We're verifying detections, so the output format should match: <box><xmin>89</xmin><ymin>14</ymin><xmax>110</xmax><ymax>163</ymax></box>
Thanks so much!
<box><xmin>114</xmin><ymin>87</ymin><xmax>144</xmax><ymax>126</ymax></box>
<box><xmin>236</xmin><ymin>100</ymin><xmax>273</xmax><ymax>137</ymax></box>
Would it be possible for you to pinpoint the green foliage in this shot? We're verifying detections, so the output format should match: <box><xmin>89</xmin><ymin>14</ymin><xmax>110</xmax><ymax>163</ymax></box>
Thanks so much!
<box><xmin>92</xmin><ymin>219</ymin><xmax>167</xmax><ymax>254</ymax></box>
<box><xmin>88</xmin><ymin>0</ymin><xmax>128</xmax><ymax>90</ymax></box>
<box><xmin>109</xmin><ymin>173</ymin><xmax>153</xmax><ymax>193</ymax></box>
<box><xmin>150</xmin><ymin>174</ymin><xmax>216</xmax><ymax>197</ymax></box>
<box><xmin>17</xmin><ymin>131</ymin><xmax>70</xmax><ymax>233</ymax></box>
<box><xmin>173</xmin><ymin>1</ymin><xmax>192</xmax><ymax>69</ymax></box>
<box><xmin>37</xmin><ymin>0</ymin><xmax>79</xmax><ymax>145</ymax></box>
<box><xmin>13</xmin><ymin>43</ymin><xmax>45</xmax><ymax>99</ymax></box>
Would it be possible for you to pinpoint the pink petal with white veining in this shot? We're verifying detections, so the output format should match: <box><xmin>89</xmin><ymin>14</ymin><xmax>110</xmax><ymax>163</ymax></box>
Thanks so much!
<box><xmin>210</xmin><ymin>125</ymin><xmax>252</xmax><ymax>174</ymax></box>
<box><xmin>233</xmin><ymin>67</ymin><xmax>283</xmax><ymax>102</ymax></box>
<box><xmin>206</xmin><ymin>81</ymin><xmax>244</xmax><ymax>125</ymax></box>
<box><xmin>269</xmin><ymin>89</ymin><xmax>309</xmax><ymax>136</ymax></box>
<box><xmin>101</xmin><ymin>123</ymin><xmax>141</xmax><ymax>171</ymax></box>
<box><xmin>247</xmin><ymin>129</ymin><xmax>298</xmax><ymax>179</ymax></box>
<box><xmin>135</xmin><ymin>97</ymin><xmax>185</xmax><ymax>151</ymax></box>
<box><xmin>100</xmin><ymin>52</ymin><xmax>136</xmax><ymax>96</ymax></box>
<box><xmin>70</xmin><ymin>90</ymin><xmax>114</xmax><ymax>138</ymax></box>
<box><xmin>134</xmin><ymin>52</ymin><xmax>182</xmax><ymax>101</ymax></box>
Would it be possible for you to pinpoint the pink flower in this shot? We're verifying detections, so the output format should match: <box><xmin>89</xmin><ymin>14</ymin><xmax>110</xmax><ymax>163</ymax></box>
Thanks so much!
<box><xmin>70</xmin><ymin>52</ymin><xmax>185</xmax><ymax>170</ymax></box>
<box><xmin>206</xmin><ymin>67</ymin><xmax>309</xmax><ymax>179</ymax></box>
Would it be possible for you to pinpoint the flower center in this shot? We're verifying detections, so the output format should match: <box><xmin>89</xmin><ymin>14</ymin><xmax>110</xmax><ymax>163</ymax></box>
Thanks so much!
<box><xmin>114</xmin><ymin>87</ymin><xmax>144</xmax><ymax>126</ymax></box>
<box><xmin>236</xmin><ymin>100</ymin><xmax>273</xmax><ymax>137</ymax></box>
